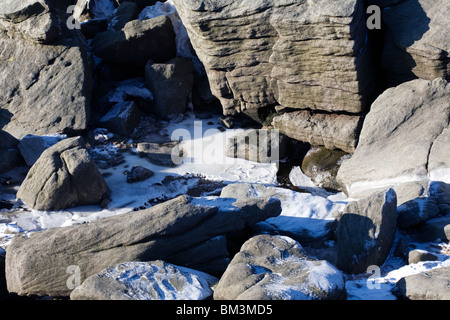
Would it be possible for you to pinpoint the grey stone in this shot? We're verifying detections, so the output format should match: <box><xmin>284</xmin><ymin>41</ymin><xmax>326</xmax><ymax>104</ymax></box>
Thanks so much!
<box><xmin>396</xmin><ymin>267</ymin><xmax>450</xmax><ymax>300</ymax></box>
<box><xmin>214</xmin><ymin>235</ymin><xmax>346</xmax><ymax>300</ymax></box>
<box><xmin>70</xmin><ymin>261</ymin><xmax>218</xmax><ymax>300</ymax></box>
<box><xmin>172</xmin><ymin>0</ymin><xmax>374</xmax><ymax>118</ymax></box>
<box><xmin>16</xmin><ymin>137</ymin><xmax>110</xmax><ymax>211</ymax></box>
<box><xmin>91</xmin><ymin>15</ymin><xmax>177</xmax><ymax>66</ymax></box>
<box><xmin>99</xmin><ymin>101</ymin><xmax>142</xmax><ymax>137</ymax></box>
<box><xmin>416</xmin><ymin>215</ymin><xmax>450</xmax><ymax>242</ymax></box>
<box><xmin>337</xmin><ymin>78</ymin><xmax>450</xmax><ymax>196</ymax></box>
<box><xmin>225</xmin><ymin>129</ymin><xmax>289</xmax><ymax>163</ymax></box>
<box><xmin>18</xmin><ymin>134</ymin><xmax>65</xmax><ymax>167</ymax></box>
<box><xmin>145</xmin><ymin>57</ymin><xmax>195</xmax><ymax>120</ymax></box>
<box><xmin>408</xmin><ymin>249</ymin><xmax>438</xmax><ymax>265</ymax></box>
<box><xmin>0</xmin><ymin>15</ymin><xmax>92</xmax><ymax>139</ymax></box>
<box><xmin>5</xmin><ymin>195</ymin><xmax>281</xmax><ymax>297</ymax></box>
<box><xmin>107</xmin><ymin>2</ymin><xmax>139</xmax><ymax>31</ymax></box>
<box><xmin>336</xmin><ymin>189</ymin><xmax>397</xmax><ymax>274</ymax></box>
<box><xmin>0</xmin><ymin>0</ymin><xmax>60</xmax><ymax>43</ymax></box>
<box><xmin>382</xmin><ymin>0</ymin><xmax>450</xmax><ymax>87</ymax></box>
<box><xmin>272</xmin><ymin>110</ymin><xmax>364</xmax><ymax>153</ymax></box>
<box><xmin>126</xmin><ymin>166</ymin><xmax>154</xmax><ymax>183</ymax></box>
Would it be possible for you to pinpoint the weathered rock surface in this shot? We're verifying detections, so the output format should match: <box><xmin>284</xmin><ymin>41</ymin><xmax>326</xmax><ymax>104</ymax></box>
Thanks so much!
<box><xmin>145</xmin><ymin>57</ymin><xmax>195</xmax><ymax>120</ymax></box>
<box><xmin>16</xmin><ymin>137</ymin><xmax>110</xmax><ymax>211</ymax></box>
<box><xmin>0</xmin><ymin>0</ymin><xmax>60</xmax><ymax>44</ymax></box>
<box><xmin>0</xmin><ymin>130</ymin><xmax>22</xmax><ymax>173</ymax></box>
<box><xmin>5</xmin><ymin>195</ymin><xmax>281</xmax><ymax>297</ymax></box>
<box><xmin>396</xmin><ymin>266</ymin><xmax>450</xmax><ymax>300</ymax></box>
<box><xmin>91</xmin><ymin>15</ymin><xmax>177</xmax><ymax>66</ymax></box>
<box><xmin>0</xmin><ymin>3</ymin><xmax>92</xmax><ymax>139</ymax></box>
<box><xmin>272</xmin><ymin>110</ymin><xmax>364</xmax><ymax>153</ymax></box>
<box><xmin>214</xmin><ymin>235</ymin><xmax>346</xmax><ymax>300</ymax></box>
<box><xmin>70</xmin><ymin>261</ymin><xmax>218</xmax><ymax>300</ymax></box>
<box><xmin>382</xmin><ymin>0</ymin><xmax>450</xmax><ymax>87</ymax></box>
<box><xmin>98</xmin><ymin>101</ymin><xmax>142</xmax><ymax>137</ymax></box>
<box><xmin>336</xmin><ymin>189</ymin><xmax>397</xmax><ymax>274</ymax></box>
<box><xmin>18</xmin><ymin>134</ymin><xmax>65</xmax><ymax>167</ymax></box>
<box><xmin>172</xmin><ymin>0</ymin><xmax>374</xmax><ymax>118</ymax></box>
<box><xmin>337</xmin><ymin>78</ymin><xmax>450</xmax><ymax>197</ymax></box>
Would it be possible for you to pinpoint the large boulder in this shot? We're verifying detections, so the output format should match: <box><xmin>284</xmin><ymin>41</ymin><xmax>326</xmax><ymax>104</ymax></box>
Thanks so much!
<box><xmin>145</xmin><ymin>57</ymin><xmax>195</xmax><ymax>120</ymax></box>
<box><xmin>213</xmin><ymin>235</ymin><xmax>346</xmax><ymax>300</ymax></box>
<box><xmin>70</xmin><ymin>261</ymin><xmax>218</xmax><ymax>300</ymax></box>
<box><xmin>91</xmin><ymin>15</ymin><xmax>177</xmax><ymax>66</ymax></box>
<box><xmin>396</xmin><ymin>266</ymin><xmax>450</xmax><ymax>300</ymax></box>
<box><xmin>5</xmin><ymin>195</ymin><xmax>281</xmax><ymax>297</ymax></box>
<box><xmin>16</xmin><ymin>137</ymin><xmax>110</xmax><ymax>211</ymax></box>
<box><xmin>172</xmin><ymin>0</ymin><xmax>374</xmax><ymax>118</ymax></box>
<box><xmin>337</xmin><ymin>78</ymin><xmax>450</xmax><ymax>198</ymax></box>
<box><xmin>0</xmin><ymin>2</ymin><xmax>93</xmax><ymax>139</ymax></box>
<box><xmin>272</xmin><ymin>110</ymin><xmax>364</xmax><ymax>153</ymax></box>
<box><xmin>382</xmin><ymin>0</ymin><xmax>450</xmax><ymax>87</ymax></box>
<box><xmin>336</xmin><ymin>189</ymin><xmax>397</xmax><ymax>275</ymax></box>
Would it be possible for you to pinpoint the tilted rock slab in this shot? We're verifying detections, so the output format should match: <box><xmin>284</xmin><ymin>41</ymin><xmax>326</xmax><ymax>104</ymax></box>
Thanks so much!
<box><xmin>172</xmin><ymin>0</ymin><xmax>374</xmax><ymax>118</ymax></box>
<box><xmin>6</xmin><ymin>195</ymin><xmax>281</xmax><ymax>297</ymax></box>
<box><xmin>0</xmin><ymin>1</ymin><xmax>92</xmax><ymax>139</ymax></box>
<box><xmin>214</xmin><ymin>235</ymin><xmax>346</xmax><ymax>300</ymax></box>
<box><xmin>70</xmin><ymin>261</ymin><xmax>218</xmax><ymax>300</ymax></box>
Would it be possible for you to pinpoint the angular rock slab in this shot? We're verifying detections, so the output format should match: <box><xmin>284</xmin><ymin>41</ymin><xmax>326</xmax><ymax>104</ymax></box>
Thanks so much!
<box><xmin>16</xmin><ymin>137</ymin><xmax>110</xmax><ymax>211</ymax></box>
<box><xmin>336</xmin><ymin>189</ymin><xmax>397</xmax><ymax>275</ymax></box>
<box><xmin>70</xmin><ymin>261</ymin><xmax>218</xmax><ymax>300</ymax></box>
<box><xmin>6</xmin><ymin>195</ymin><xmax>281</xmax><ymax>297</ymax></box>
<box><xmin>396</xmin><ymin>266</ymin><xmax>450</xmax><ymax>300</ymax></box>
<box><xmin>172</xmin><ymin>0</ymin><xmax>374</xmax><ymax>117</ymax></box>
<box><xmin>272</xmin><ymin>110</ymin><xmax>364</xmax><ymax>153</ymax></box>
<box><xmin>382</xmin><ymin>0</ymin><xmax>450</xmax><ymax>86</ymax></box>
<box><xmin>337</xmin><ymin>78</ymin><xmax>450</xmax><ymax>196</ymax></box>
<box><xmin>0</xmin><ymin>15</ymin><xmax>92</xmax><ymax>139</ymax></box>
<box><xmin>214</xmin><ymin>235</ymin><xmax>346</xmax><ymax>300</ymax></box>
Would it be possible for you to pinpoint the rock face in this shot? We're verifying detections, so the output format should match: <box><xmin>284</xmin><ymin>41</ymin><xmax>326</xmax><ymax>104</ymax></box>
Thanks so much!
<box><xmin>0</xmin><ymin>0</ymin><xmax>93</xmax><ymax>139</ymax></box>
<box><xmin>337</xmin><ymin>78</ymin><xmax>450</xmax><ymax>197</ymax></box>
<box><xmin>336</xmin><ymin>189</ymin><xmax>397</xmax><ymax>275</ymax></box>
<box><xmin>396</xmin><ymin>266</ymin><xmax>450</xmax><ymax>300</ymax></box>
<box><xmin>382</xmin><ymin>0</ymin><xmax>450</xmax><ymax>87</ymax></box>
<box><xmin>214</xmin><ymin>235</ymin><xmax>346</xmax><ymax>300</ymax></box>
<box><xmin>145</xmin><ymin>57</ymin><xmax>195</xmax><ymax>120</ymax></box>
<box><xmin>172</xmin><ymin>0</ymin><xmax>374</xmax><ymax>117</ymax></box>
<box><xmin>16</xmin><ymin>137</ymin><xmax>110</xmax><ymax>211</ymax></box>
<box><xmin>5</xmin><ymin>195</ymin><xmax>281</xmax><ymax>297</ymax></box>
<box><xmin>70</xmin><ymin>261</ymin><xmax>218</xmax><ymax>300</ymax></box>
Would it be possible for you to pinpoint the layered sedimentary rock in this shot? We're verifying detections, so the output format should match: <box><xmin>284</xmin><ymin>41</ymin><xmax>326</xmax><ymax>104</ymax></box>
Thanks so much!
<box><xmin>0</xmin><ymin>0</ymin><xmax>93</xmax><ymax>139</ymax></box>
<box><xmin>382</xmin><ymin>0</ymin><xmax>450</xmax><ymax>87</ymax></box>
<box><xmin>172</xmin><ymin>0</ymin><xmax>374</xmax><ymax>118</ymax></box>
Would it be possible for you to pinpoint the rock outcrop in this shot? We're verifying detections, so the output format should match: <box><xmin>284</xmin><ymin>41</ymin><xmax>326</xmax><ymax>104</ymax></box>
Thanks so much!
<box><xmin>5</xmin><ymin>195</ymin><xmax>281</xmax><ymax>297</ymax></box>
<box><xmin>172</xmin><ymin>0</ymin><xmax>374</xmax><ymax>119</ymax></box>
<box><xmin>214</xmin><ymin>235</ymin><xmax>346</xmax><ymax>300</ymax></box>
<box><xmin>0</xmin><ymin>0</ymin><xmax>93</xmax><ymax>139</ymax></box>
